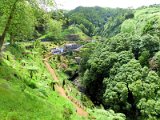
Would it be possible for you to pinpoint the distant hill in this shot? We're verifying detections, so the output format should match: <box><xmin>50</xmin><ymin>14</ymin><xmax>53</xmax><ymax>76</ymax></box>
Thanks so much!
<box><xmin>65</xmin><ymin>6</ymin><xmax>133</xmax><ymax>37</ymax></box>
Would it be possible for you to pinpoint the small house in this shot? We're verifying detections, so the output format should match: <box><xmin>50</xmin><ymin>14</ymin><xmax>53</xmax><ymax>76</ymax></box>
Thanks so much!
<box><xmin>64</xmin><ymin>43</ymin><xmax>81</xmax><ymax>51</ymax></box>
<box><xmin>51</xmin><ymin>48</ymin><xmax>64</xmax><ymax>55</ymax></box>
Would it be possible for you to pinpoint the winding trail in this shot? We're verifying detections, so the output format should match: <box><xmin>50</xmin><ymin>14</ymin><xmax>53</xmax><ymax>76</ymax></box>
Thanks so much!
<box><xmin>43</xmin><ymin>54</ymin><xmax>88</xmax><ymax>117</ymax></box>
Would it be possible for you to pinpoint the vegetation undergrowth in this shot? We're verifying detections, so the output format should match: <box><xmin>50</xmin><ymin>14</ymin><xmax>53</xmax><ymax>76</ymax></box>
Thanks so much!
<box><xmin>47</xmin><ymin>42</ymin><xmax>126</xmax><ymax>120</ymax></box>
<box><xmin>0</xmin><ymin>42</ymin><xmax>85</xmax><ymax>120</ymax></box>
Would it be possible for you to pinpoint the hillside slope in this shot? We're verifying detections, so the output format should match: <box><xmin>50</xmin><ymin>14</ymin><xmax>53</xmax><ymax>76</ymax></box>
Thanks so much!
<box><xmin>0</xmin><ymin>42</ymin><xmax>84</xmax><ymax>120</ymax></box>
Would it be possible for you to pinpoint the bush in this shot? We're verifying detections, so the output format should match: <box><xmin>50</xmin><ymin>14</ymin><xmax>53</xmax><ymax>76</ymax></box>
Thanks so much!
<box><xmin>25</xmin><ymin>80</ymin><xmax>37</xmax><ymax>89</ymax></box>
<box><xmin>63</xmin><ymin>105</ymin><xmax>73</xmax><ymax>120</ymax></box>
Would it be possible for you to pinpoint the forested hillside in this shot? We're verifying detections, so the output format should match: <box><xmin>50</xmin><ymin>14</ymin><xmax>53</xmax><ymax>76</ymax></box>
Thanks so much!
<box><xmin>0</xmin><ymin>1</ymin><xmax>160</xmax><ymax>120</ymax></box>
<box><xmin>79</xmin><ymin>5</ymin><xmax>160</xmax><ymax>120</ymax></box>
<box><xmin>65</xmin><ymin>6</ymin><xmax>133</xmax><ymax>37</ymax></box>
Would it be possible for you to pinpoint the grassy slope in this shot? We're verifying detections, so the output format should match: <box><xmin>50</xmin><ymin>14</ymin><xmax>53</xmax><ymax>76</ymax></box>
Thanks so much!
<box><xmin>0</xmin><ymin>43</ymin><xmax>84</xmax><ymax>120</ymax></box>
<box><xmin>48</xmin><ymin>55</ymin><xmax>94</xmax><ymax>107</ymax></box>
<box><xmin>0</xmin><ymin>41</ymin><xmax>126</xmax><ymax>120</ymax></box>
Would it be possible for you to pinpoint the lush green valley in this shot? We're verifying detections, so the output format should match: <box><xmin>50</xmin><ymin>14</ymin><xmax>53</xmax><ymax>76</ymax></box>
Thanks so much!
<box><xmin>0</xmin><ymin>0</ymin><xmax>160</xmax><ymax>120</ymax></box>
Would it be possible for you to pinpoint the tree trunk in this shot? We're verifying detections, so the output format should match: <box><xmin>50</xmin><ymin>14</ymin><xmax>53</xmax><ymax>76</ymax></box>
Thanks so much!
<box><xmin>0</xmin><ymin>0</ymin><xmax>18</xmax><ymax>51</ymax></box>
<box><xmin>134</xmin><ymin>49</ymin><xmax>139</xmax><ymax>60</ymax></box>
<box><xmin>10</xmin><ymin>33</ymin><xmax>14</xmax><ymax>45</ymax></box>
<box><xmin>0</xmin><ymin>36</ymin><xmax>3</xmax><ymax>51</ymax></box>
<box><xmin>126</xmin><ymin>83</ymin><xmax>139</xmax><ymax>119</ymax></box>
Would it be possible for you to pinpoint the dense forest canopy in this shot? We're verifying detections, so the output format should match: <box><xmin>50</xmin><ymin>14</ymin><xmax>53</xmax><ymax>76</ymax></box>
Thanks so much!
<box><xmin>65</xmin><ymin>6</ymin><xmax>134</xmax><ymax>37</ymax></box>
<box><xmin>0</xmin><ymin>1</ymin><xmax>160</xmax><ymax>120</ymax></box>
<box><xmin>79</xmin><ymin>4</ymin><xmax>160</xmax><ymax>120</ymax></box>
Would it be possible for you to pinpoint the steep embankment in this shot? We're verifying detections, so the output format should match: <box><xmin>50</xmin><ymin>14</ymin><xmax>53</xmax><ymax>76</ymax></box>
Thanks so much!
<box><xmin>0</xmin><ymin>43</ymin><xmax>85</xmax><ymax>120</ymax></box>
<box><xmin>43</xmin><ymin>54</ymin><xmax>88</xmax><ymax>117</ymax></box>
<box><xmin>0</xmin><ymin>42</ymin><xmax>127</xmax><ymax>120</ymax></box>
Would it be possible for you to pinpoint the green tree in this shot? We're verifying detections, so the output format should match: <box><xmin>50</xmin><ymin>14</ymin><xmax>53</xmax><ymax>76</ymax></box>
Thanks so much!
<box><xmin>8</xmin><ymin>1</ymin><xmax>36</xmax><ymax>44</ymax></box>
<box><xmin>130</xmin><ymin>34</ymin><xmax>160</xmax><ymax>60</ymax></box>
<box><xmin>0</xmin><ymin>0</ymin><xmax>19</xmax><ymax>49</ymax></box>
<box><xmin>121</xmin><ymin>19</ymin><xmax>136</xmax><ymax>35</ymax></box>
<box><xmin>103</xmin><ymin>59</ymin><xmax>160</xmax><ymax>119</ymax></box>
<box><xmin>0</xmin><ymin>0</ymin><xmax>54</xmax><ymax>51</ymax></box>
<box><xmin>46</xmin><ymin>19</ymin><xmax>62</xmax><ymax>40</ymax></box>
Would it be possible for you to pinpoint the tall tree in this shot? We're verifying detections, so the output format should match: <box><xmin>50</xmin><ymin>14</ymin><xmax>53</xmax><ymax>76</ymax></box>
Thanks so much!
<box><xmin>0</xmin><ymin>0</ymin><xmax>19</xmax><ymax>49</ymax></box>
<box><xmin>0</xmin><ymin>0</ymin><xmax>54</xmax><ymax>51</ymax></box>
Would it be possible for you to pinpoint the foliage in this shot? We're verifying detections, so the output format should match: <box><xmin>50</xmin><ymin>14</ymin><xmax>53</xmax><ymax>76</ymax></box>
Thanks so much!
<box><xmin>44</xmin><ymin>19</ymin><xmax>63</xmax><ymax>41</ymax></box>
<box><xmin>66</xmin><ymin>6</ymin><xmax>133</xmax><ymax>37</ymax></box>
<box><xmin>79</xmin><ymin>42</ymin><xmax>98</xmax><ymax>76</ymax></box>
<box><xmin>121</xmin><ymin>19</ymin><xmax>136</xmax><ymax>34</ymax></box>
<box><xmin>62</xmin><ymin>25</ymin><xmax>90</xmax><ymax>41</ymax></box>
<box><xmin>1</xmin><ymin>3</ymin><xmax>160</xmax><ymax>120</ymax></box>
<box><xmin>80</xmin><ymin>6</ymin><xmax>160</xmax><ymax>119</ymax></box>
<box><xmin>101</xmin><ymin>8</ymin><xmax>134</xmax><ymax>37</ymax></box>
<box><xmin>89</xmin><ymin>109</ymin><xmax>126</xmax><ymax>120</ymax></box>
<box><xmin>0</xmin><ymin>0</ymin><xmax>37</xmax><ymax>48</ymax></box>
<box><xmin>0</xmin><ymin>43</ymin><xmax>84</xmax><ymax>120</ymax></box>
<box><xmin>122</xmin><ymin>6</ymin><xmax>160</xmax><ymax>37</ymax></box>
<box><xmin>8</xmin><ymin>1</ymin><xmax>36</xmax><ymax>42</ymax></box>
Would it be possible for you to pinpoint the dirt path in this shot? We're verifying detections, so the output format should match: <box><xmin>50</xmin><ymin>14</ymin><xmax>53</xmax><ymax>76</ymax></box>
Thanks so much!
<box><xmin>43</xmin><ymin>54</ymin><xmax>88</xmax><ymax>117</ymax></box>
